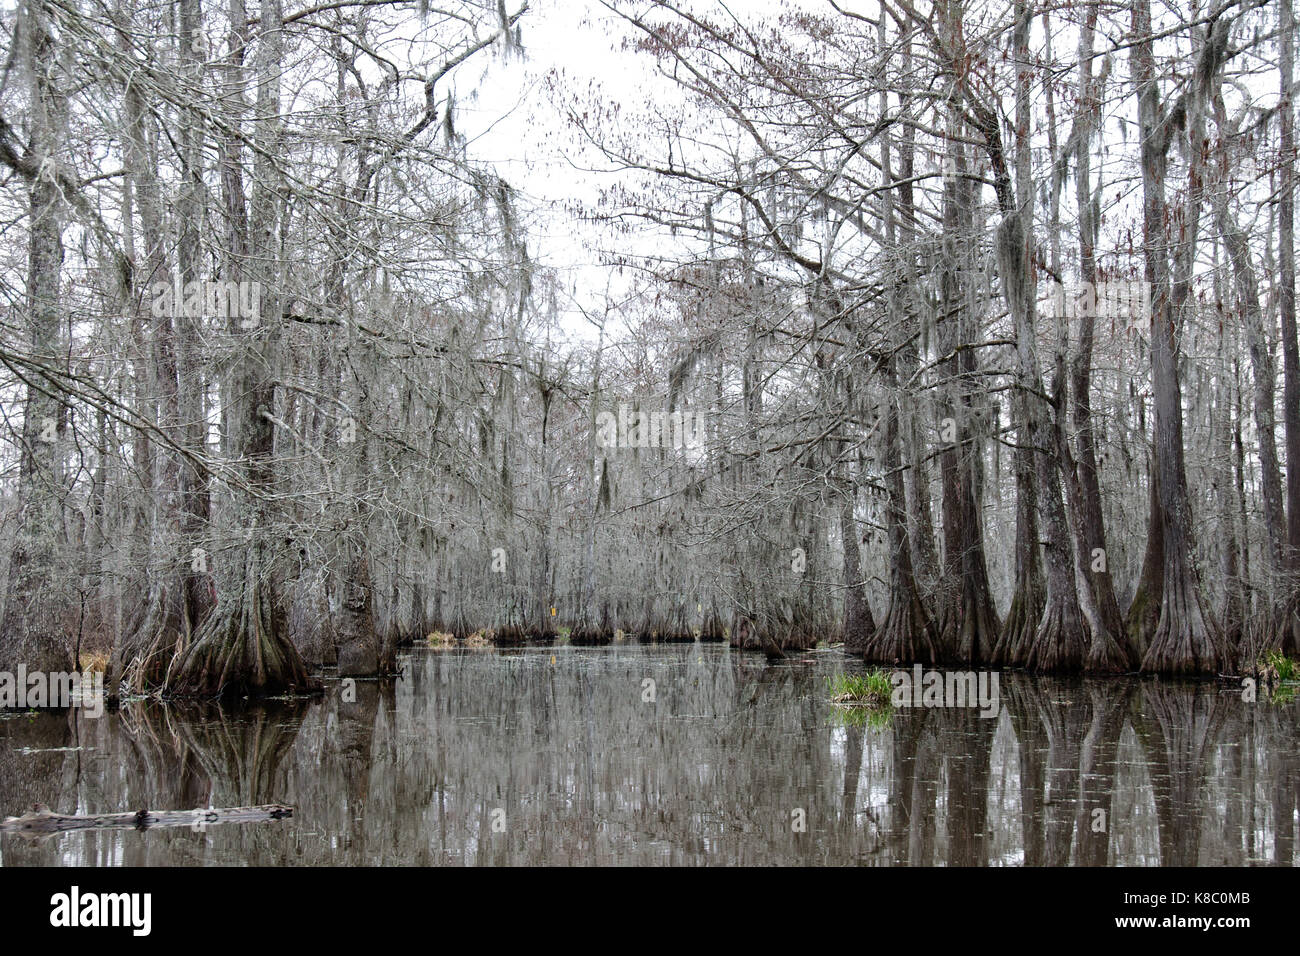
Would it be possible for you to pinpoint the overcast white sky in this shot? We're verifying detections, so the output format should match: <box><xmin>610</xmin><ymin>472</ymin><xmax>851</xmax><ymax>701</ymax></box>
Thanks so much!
<box><xmin>449</xmin><ymin>0</ymin><xmax>677</xmax><ymax>338</ymax></box>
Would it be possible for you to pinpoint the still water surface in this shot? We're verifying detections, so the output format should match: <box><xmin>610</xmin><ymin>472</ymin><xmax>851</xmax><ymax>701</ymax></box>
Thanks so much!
<box><xmin>1</xmin><ymin>644</ymin><xmax>1297</xmax><ymax>865</ymax></box>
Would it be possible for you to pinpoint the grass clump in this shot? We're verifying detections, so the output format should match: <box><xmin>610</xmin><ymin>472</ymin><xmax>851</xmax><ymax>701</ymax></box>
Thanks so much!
<box><xmin>827</xmin><ymin>669</ymin><xmax>893</xmax><ymax>708</ymax></box>
<box><xmin>78</xmin><ymin>650</ymin><xmax>110</xmax><ymax>673</ymax></box>
<box><xmin>1261</xmin><ymin>649</ymin><xmax>1299</xmax><ymax>682</ymax></box>
<box><xmin>1254</xmin><ymin>649</ymin><xmax>1299</xmax><ymax>704</ymax></box>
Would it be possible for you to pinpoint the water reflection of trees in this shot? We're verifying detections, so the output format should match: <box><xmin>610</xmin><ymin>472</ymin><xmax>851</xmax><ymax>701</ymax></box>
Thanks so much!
<box><xmin>1132</xmin><ymin>681</ymin><xmax>1228</xmax><ymax>865</ymax></box>
<box><xmin>1</xmin><ymin>701</ymin><xmax>308</xmax><ymax>864</ymax></box>
<box><xmin>0</xmin><ymin>711</ymin><xmax>75</xmax><ymax>864</ymax></box>
<box><xmin>1</xmin><ymin>651</ymin><xmax>1297</xmax><ymax>865</ymax></box>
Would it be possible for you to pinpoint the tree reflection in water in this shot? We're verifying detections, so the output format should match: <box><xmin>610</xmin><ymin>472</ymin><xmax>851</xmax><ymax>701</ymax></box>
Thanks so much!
<box><xmin>1</xmin><ymin>646</ymin><xmax>1296</xmax><ymax>865</ymax></box>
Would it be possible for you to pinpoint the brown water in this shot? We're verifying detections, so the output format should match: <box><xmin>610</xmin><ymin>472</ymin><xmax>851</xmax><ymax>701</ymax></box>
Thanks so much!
<box><xmin>1</xmin><ymin>644</ymin><xmax>1296</xmax><ymax>865</ymax></box>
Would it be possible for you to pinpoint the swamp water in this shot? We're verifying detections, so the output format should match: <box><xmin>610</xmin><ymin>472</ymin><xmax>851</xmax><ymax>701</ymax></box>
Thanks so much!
<box><xmin>1</xmin><ymin>644</ymin><xmax>1296</xmax><ymax>865</ymax></box>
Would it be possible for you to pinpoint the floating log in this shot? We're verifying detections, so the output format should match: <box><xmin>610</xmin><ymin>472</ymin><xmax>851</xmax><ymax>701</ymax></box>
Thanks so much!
<box><xmin>2</xmin><ymin>803</ymin><xmax>294</xmax><ymax>835</ymax></box>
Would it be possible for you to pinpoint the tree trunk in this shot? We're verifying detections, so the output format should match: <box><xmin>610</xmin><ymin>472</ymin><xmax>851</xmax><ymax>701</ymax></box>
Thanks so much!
<box><xmin>1132</xmin><ymin>3</ymin><xmax>1229</xmax><ymax>674</ymax></box>
<box><xmin>111</xmin><ymin>0</ymin><xmax>210</xmax><ymax>694</ymax></box>
<box><xmin>933</xmin><ymin>2</ymin><xmax>999</xmax><ymax>664</ymax></box>
<box><xmin>981</xmin><ymin>1</ymin><xmax>1087</xmax><ymax>672</ymax></box>
<box><xmin>838</xmin><ymin>474</ymin><xmax>875</xmax><ymax>653</ymax></box>
<box><xmin>864</xmin><ymin>364</ymin><xmax>938</xmax><ymax>665</ymax></box>
<box><xmin>1279</xmin><ymin>0</ymin><xmax>1300</xmax><ymax>652</ymax></box>
<box><xmin>0</xmin><ymin>0</ymin><xmax>72</xmax><ymax>678</ymax></box>
<box><xmin>1070</xmin><ymin>1</ymin><xmax>1132</xmax><ymax>671</ymax></box>
<box><xmin>165</xmin><ymin>0</ymin><xmax>312</xmax><ymax>697</ymax></box>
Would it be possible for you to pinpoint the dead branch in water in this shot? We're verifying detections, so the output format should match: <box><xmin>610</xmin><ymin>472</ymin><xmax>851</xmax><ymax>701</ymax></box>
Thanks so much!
<box><xmin>1</xmin><ymin>803</ymin><xmax>294</xmax><ymax>836</ymax></box>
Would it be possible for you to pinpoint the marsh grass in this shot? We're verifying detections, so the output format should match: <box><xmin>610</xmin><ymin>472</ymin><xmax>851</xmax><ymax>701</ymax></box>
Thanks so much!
<box><xmin>79</xmin><ymin>650</ymin><xmax>110</xmax><ymax>673</ymax></box>
<box><xmin>1256</xmin><ymin>649</ymin><xmax>1299</xmax><ymax>703</ymax></box>
<box><xmin>827</xmin><ymin>669</ymin><xmax>893</xmax><ymax>709</ymax></box>
<box><xmin>1262</xmin><ymin>649</ymin><xmax>1299</xmax><ymax>682</ymax></box>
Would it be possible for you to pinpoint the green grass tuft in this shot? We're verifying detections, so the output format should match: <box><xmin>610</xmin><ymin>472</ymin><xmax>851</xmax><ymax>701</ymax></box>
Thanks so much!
<box><xmin>1262</xmin><ymin>649</ymin><xmax>1299</xmax><ymax>682</ymax></box>
<box><xmin>826</xmin><ymin>668</ymin><xmax>893</xmax><ymax>709</ymax></box>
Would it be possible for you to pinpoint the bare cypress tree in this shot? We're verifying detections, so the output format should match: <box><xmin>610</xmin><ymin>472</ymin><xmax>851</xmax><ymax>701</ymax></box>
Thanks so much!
<box><xmin>110</xmin><ymin>0</ymin><xmax>212</xmax><ymax>694</ymax></box>
<box><xmin>165</xmin><ymin>0</ymin><xmax>312</xmax><ymax>696</ymax></box>
<box><xmin>0</xmin><ymin>0</ymin><xmax>72</xmax><ymax>677</ymax></box>
<box><xmin>968</xmin><ymin>0</ymin><xmax>1089</xmax><ymax>671</ymax></box>
<box><xmin>1279</xmin><ymin>0</ymin><xmax>1300</xmax><ymax>652</ymax></box>
<box><xmin>864</xmin><ymin>357</ymin><xmax>939</xmax><ymax>664</ymax></box>
<box><xmin>1131</xmin><ymin>2</ymin><xmax>1230</xmax><ymax>674</ymax></box>
<box><xmin>1064</xmin><ymin>0</ymin><xmax>1133</xmax><ymax>672</ymax></box>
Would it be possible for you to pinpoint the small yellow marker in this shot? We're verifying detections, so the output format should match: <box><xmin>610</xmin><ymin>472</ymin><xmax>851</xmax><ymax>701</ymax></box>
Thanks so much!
<box><xmin>550</xmin><ymin>654</ymin><xmax>556</xmax><ymax>666</ymax></box>
<box><xmin>550</xmin><ymin>607</ymin><xmax>556</xmax><ymax>616</ymax></box>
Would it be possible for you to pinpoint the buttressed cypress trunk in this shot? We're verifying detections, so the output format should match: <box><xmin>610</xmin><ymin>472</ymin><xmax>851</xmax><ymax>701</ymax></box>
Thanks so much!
<box><xmin>864</xmin><ymin>359</ymin><xmax>938</xmax><ymax>665</ymax></box>
<box><xmin>1131</xmin><ymin>3</ymin><xmax>1230</xmax><ymax>674</ymax></box>
<box><xmin>1070</xmin><ymin>0</ymin><xmax>1133</xmax><ymax>672</ymax></box>
<box><xmin>997</xmin><ymin>210</ymin><xmax>1088</xmax><ymax>674</ymax></box>
<box><xmin>948</xmin><ymin>0</ymin><xmax>1040</xmax><ymax>669</ymax></box>
<box><xmin>0</xmin><ymin>0</ymin><xmax>72</xmax><ymax>677</ymax></box>
<box><xmin>1279</xmin><ymin>0</ymin><xmax>1300</xmax><ymax>653</ymax></box>
<box><xmin>110</xmin><ymin>0</ymin><xmax>213</xmax><ymax>695</ymax></box>
<box><xmin>936</xmin><ymin>131</ymin><xmax>999</xmax><ymax>664</ymax></box>
<box><xmin>165</xmin><ymin>0</ymin><xmax>311</xmax><ymax>697</ymax></box>
<box><xmin>977</xmin><ymin>0</ymin><xmax>1088</xmax><ymax>672</ymax></box>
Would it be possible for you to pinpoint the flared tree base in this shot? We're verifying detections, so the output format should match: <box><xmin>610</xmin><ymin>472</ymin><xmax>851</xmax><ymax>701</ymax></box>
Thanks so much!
<box><xmin>1139</xmin><ymin>578</ymin><xmax>1229</xmax><ymax>676</ymax></box>
<box><xmin>991</xmin><ymin>587</ymin><xmax>1043</xmax><ymax>667</ymax></box>
<box><xmin>941</xmin><ymin>589</ymin><xmax>1000</xmax><ymax>667</ymax></box>
<box><xmin>1026</xmin><ymin>599</ymin><xmax>1088</xmax><ymax>674</ymax></box>
<box><xmin>863</xmin><ymin>590</ymin><xmax>937</xmax><ymax>666</ymax></box>
<box><xmin>1084</xmin><ymin>622</ymin><xmax>1134</xmax><ymax>674</ymax></box>
<box><xmin>1125</xmin><ymin>582</ymin><xmax>1160</xmax><ymax>663</ymax></box>
<box><xmin>164</xmin><ymin>566</ymin><xmax>315</xmax><ymax>698</ymax></box>
<box><xmin>569</xmin><ymin>622</ymin><xmax>614</xmax><ymax>645</ymax></box>
<box><xmin>113</xmin><ymin>585</ymin><xmax>189</xmax><ymax>696</ymax></box>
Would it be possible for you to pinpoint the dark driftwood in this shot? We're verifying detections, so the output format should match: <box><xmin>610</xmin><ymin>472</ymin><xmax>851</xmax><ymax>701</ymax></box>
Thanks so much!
<box><xmin>1</xmin><ymin>803</ymin><xmax>293</xmax><ymax>835</ymax></box>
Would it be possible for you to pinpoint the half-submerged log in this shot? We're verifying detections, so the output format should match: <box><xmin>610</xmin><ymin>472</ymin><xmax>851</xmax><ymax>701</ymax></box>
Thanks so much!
<box><xmin>2</xmin><ymin>803</ymin><xmax>294</xmax><ymax>835</ymax></box>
